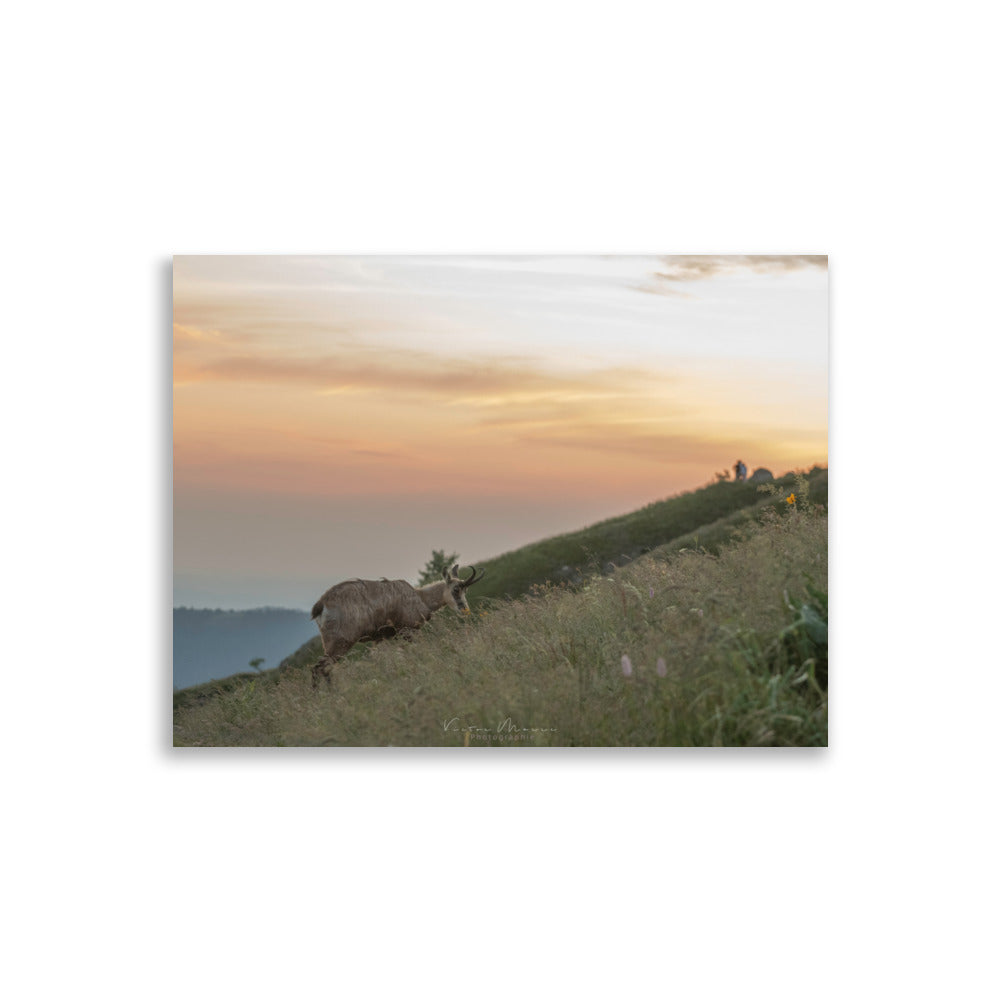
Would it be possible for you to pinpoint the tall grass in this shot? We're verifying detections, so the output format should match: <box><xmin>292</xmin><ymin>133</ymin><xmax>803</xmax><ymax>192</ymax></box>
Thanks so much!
<box><xmin>174</xmin><ymin>491</ymin><xmax>828</xmax><ymax>748</ymax></box>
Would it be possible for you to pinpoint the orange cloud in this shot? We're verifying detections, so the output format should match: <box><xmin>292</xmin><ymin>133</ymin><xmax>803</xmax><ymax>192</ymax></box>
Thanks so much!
<box><xmin>173</xmin><ymin>323</ymin><xmax>678</xmax><ymax>411</ymax></box>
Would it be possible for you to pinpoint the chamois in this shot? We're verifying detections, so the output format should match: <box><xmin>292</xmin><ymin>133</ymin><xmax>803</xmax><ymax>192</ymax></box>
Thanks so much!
<box><xmin>309</xmin><ymin>564</ymin><xmax>485</xmax><ymax>687</ymax></box>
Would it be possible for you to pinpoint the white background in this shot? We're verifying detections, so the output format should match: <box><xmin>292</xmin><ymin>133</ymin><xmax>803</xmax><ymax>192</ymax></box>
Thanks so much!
<box><xmin>3</xmin><ymin>2</ymin><xmax>996</xmax><ymax>997</ymax></box>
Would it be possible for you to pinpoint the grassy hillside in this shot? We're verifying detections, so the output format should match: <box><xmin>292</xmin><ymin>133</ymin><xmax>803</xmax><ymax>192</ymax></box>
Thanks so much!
<box><xmin>468</xmin><ymin>466</ymin><xmax>826</xmax><ymax>602</ymax></box>
<box><xmin>173</xmin><ymin>468</ymin><xmax>828</xmax><ymax>747</ymax></box>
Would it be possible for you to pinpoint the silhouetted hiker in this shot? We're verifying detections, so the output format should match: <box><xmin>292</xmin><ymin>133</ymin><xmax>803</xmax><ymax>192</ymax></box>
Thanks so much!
<box><xmin>734</xmin><ymin>460</ymin><xmax>747</xmax><ymax>482</ymax></box>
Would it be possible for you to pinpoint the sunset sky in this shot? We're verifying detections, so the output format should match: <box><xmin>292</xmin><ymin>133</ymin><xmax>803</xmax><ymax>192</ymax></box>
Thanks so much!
<box><xmin>173</xmin><ymin>255</ymin><xmax>828</xmax><ymax>609</ymax></box>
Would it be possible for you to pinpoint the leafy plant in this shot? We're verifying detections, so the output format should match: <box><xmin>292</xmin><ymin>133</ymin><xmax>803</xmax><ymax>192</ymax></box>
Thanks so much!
<box><xmin>775</xmin><ymin>581</ymin><xmax>828</xmax><ymax>691</ymax></box>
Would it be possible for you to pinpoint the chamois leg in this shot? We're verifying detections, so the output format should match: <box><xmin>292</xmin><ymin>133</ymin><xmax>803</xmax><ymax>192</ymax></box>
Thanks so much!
<box><xmin>311</xmin><ymin>655</ymin><xmax>334</xmax><ymax>689</ymax></box>
<box><xmin>311</xmin><ymin>633</ymin><xmax>351</xmax><ymax>690</ymax></box>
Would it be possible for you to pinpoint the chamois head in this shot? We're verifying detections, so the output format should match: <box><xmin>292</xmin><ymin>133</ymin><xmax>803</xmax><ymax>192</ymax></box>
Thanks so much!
<box><xmin>442</xmin><ymin>563</ymin><xmax>485</xmax><ymax>613</ymax></box>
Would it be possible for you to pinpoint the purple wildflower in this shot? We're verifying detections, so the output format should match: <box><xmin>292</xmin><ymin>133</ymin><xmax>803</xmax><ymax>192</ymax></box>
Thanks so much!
<box><xmin>656</xmin><ymin>657</ymin><xmax>667</xmax><ymax>678</ymax></box>
<box><xmin>621</xmin><ymin>654</ymin><xmax>633</xmax><ymax>678</ymax></box>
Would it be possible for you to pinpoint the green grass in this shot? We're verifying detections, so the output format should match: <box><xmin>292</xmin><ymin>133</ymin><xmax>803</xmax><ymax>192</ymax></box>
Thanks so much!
<box><xmin>173</xmin><ymin>469</ymin><xmax>828</xmax><ymax>747</ymax></box>
<box><xmin>467</xmin><ymin>465</ymin><xmax>826</xmax><ymax>602</ymax></box>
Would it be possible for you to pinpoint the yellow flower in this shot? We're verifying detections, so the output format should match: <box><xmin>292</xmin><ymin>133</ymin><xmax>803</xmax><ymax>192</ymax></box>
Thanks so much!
<box><xmin>786</xmin><ymin>493</ymin><xmax>796</xmax><ymax>504</ymax></box>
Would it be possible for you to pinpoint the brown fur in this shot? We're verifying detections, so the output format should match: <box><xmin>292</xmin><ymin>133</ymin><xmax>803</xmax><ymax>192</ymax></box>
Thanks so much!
<box><xmin>310</xmin><ymin>565</ymin><xmax>484</xmax><ymax>688</ymax></box>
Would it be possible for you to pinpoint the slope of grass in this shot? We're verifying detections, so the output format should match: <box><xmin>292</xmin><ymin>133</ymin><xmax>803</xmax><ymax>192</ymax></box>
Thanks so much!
<box><xmin>468</xmin><ymin>466</ymin><xmax>826</xmax><ymax>602</ymax></box>
<box><xmin>649</xmin><ymin>468</ymin><xmax>826</xmax><ymax>560</ymax></box>
<box><xmin>173</xmin><ymin>492</ymin><xmax>828</xmax><ymax>748</ymax></box>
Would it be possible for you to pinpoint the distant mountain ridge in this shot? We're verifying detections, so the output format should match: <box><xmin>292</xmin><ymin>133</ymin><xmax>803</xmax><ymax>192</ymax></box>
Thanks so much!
<box><xmin>173</xmin><ymin>607</ymin><xmax>317</xmax><ymax>690</ymax></box>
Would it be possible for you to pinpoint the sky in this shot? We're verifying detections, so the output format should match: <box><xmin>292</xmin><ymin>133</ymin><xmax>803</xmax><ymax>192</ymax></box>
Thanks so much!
<box><xmin>173</xmin><ymin>255</ymin><xmax>828</xmax><ymax>609</ymax></box>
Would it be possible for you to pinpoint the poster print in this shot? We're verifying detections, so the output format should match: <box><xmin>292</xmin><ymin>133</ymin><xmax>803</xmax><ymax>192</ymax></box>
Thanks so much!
<box><xmin>173</xmin><ymin>255</ymin><xmax>828</xmax><ymax>747</ymax></box>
